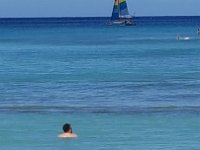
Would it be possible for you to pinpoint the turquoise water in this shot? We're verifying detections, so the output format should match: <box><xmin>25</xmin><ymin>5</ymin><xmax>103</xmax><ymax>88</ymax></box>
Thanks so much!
<box><xmin>1</xmin><ymin>112</ymin><xmax>200</xmax><ymax>150</ymax></box>
<box><xmin>0</xmin><ymin>17</ymin><xmax>200</xmax><ymax>149</ymax></box>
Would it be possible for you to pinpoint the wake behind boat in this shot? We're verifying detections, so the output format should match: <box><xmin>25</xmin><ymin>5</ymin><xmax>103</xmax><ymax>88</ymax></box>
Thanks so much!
<box><xmin>110</xmin><ymin>0</ymin><xmax>135</xmax><ymax>26</ymax></box>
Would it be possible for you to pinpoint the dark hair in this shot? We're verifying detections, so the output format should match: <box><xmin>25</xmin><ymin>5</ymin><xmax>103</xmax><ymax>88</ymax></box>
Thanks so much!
<box><xmin>63</xmin><ymin>123</ymin><xmax>72</xmax><ymax>133</ymax></box>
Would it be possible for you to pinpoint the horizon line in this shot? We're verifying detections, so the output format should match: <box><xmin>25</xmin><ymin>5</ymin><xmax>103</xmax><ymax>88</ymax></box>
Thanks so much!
<box><xmin>0</xmin><ymin>15</ymin><xmax>200</xmax><ymax>19</ymax></box>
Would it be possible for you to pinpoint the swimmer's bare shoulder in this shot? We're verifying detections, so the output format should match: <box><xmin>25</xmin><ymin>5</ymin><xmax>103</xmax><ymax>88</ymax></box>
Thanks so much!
<box><xmin>58</xmin><ymin>133</ymin><xmax>78</xmax><ymax>138</ymax></box>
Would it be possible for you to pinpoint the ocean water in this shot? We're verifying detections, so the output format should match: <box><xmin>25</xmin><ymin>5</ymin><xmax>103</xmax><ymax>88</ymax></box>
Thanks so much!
<box><xmin>0</xmin><ymin>17</ymin><xmax>200</xmax><ymax>149</ymax></box>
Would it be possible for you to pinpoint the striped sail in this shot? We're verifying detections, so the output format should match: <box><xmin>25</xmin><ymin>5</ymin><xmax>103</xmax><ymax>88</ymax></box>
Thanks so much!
<box><xmin>111</xmin><ymin>0</ymin><xmax>131</xmax><ymax>20</ymax></box>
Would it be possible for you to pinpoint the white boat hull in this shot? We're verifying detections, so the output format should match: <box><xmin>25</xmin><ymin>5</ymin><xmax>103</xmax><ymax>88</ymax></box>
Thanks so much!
<box><xmin>111</xmin><ymin>19</ymin><xmax>135</xmax><ymax>26</ymax></box>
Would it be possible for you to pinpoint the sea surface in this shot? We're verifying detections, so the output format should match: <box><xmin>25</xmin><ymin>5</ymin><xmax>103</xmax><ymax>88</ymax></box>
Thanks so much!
<box><xmin>0</xmin><ymin>16</ymin><xmax>200</xmax><ymax>150</ymax></box>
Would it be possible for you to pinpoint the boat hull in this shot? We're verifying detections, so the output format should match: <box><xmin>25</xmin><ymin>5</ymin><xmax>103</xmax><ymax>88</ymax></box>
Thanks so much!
<box><xmin>111</xmin><ymin>19</ymin><xmax>135</xmax><ymax>26</ymax></box>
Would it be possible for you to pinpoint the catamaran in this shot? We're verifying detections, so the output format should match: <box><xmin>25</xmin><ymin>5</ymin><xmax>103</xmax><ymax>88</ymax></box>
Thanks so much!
<box><xmin>111</xmin><ymin>0</ymin><xmax>134</xmax><ymax>25</ymax></box>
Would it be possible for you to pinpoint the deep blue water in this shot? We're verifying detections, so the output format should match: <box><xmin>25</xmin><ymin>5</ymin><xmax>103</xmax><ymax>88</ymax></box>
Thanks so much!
<box><xmin>0</xmin><ymin>17</ymin><xmax>200</xmax><ymax>113</ymax></box>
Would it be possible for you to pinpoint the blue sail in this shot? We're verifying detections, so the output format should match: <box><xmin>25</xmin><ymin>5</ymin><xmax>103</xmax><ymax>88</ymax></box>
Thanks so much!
<box><xmin>119</xmin><ymin>0</ymin><xmax>130</xmax><ymax>17</ymax></box>
<box><xmin>111</xmin><ymin>0</ymin><xmax>132</xmax><ymax>20</ymax></box>
<box><xmin>111</xmin><ymin>0</ymin><xmax>120</xmax><ymax>20</ymax></box>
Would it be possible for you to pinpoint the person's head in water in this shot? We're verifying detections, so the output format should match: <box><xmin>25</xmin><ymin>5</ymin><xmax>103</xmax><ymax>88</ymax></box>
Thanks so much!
<box><xmin>63</xmin><ymin>123</ymin><xmax>72</xmax><ymax>133</ymax></box>
<box><xmin>58</xmin><ymin>123</ymin><xmax>78</xmax><ymax>138</ymax></box>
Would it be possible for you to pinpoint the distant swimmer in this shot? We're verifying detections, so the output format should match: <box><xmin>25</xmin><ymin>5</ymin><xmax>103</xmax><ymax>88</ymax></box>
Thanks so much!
<box><xmin>58</xmin><ymin>123</ymin><xmax>78</xmax><ymax>138</ymax></box>
<box><xmin>176</xmin><ymin>34</ymin><xmax>180</xmax><ymax>40</ymax></box>
<box><xmin>197</xmin><ymin>29</ymin><xmax>200</xmax><ymax>35</ymax></box>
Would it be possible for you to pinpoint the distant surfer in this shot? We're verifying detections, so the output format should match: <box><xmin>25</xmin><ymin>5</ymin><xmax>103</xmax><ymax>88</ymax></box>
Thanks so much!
<box><xmin>176</xmin><ymin>34</ymin><xmax>190</xmax><ymax>41</ymax></box>
<box><xmin>58</xmin><ymin>123</ymin><xmax>78</xmax><ymax>138</ymax></box>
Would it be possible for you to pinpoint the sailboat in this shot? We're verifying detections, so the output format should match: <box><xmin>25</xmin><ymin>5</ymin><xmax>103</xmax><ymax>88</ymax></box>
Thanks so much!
<box><xmin>111</xmin><ymin>0</ymin><xmax>134</xmax><ymax>25</ymax></box>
